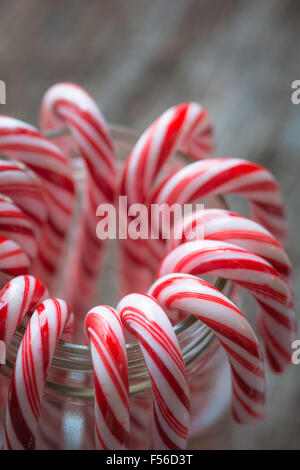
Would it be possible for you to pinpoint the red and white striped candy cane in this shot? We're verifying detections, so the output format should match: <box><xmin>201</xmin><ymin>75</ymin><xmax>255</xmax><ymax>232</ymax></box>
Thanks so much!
<box><xmin>0</xmin><ymin>167</ymin><xmax>40</xmax><ymax>282</ymax></box>
<box><xmin>0</xmin><ymin>236</ymin><xmax>30</xmax><ymax>283</ymax></box>
<box><xmin>0</xmin><ymin>116</ymin><xmax>75</xmax><ymax>290</ymax></box>
<box><xmin>119</xmin><ymin>103</ymin><xmax>213</xmax><ymax>294</ymax></box>
<box><xmin>149</xmin><ymin>158</ymin><xmax>287</xmax><ymax>245</ymax></box>
<box><xmin>117</xmin><ymin>293</ymin><xmax>190</xmax><ymax>450</ymax></box>
<box><xmin>84</xmin><ymin>306</ymin><xmax>129</xmax><ymax>449</ymax></box>
<box><xmin>120</xmin><ymin>103</ymin><xmax>213</xmax><ymax>205</ymax></box>
<box><xmin>40</xmin><ymin>83</ymin><xmax>117</xmax><ymax>317</ymax></box>
<box><xmin>158</xmin><ymin>240</ymin><xmax>296</xmax><ymax>373</ymax></box>
<box><xmin>4</xmin><ymin>298</ymin><xmax>71</xmax><ymax>450</ymax></box>
<box><xmin>169</xmin><ymin>208</ymin><xmax>294</xmax><ymax>328</ymax></box>
<box><xmin>169</xmin><ymin>208</ymin><xmax>293</xmax><ymax>286</ymax></box>
<box><xmin>0</xmin><ymin>275</ymin><xmax>47</xmax><ymax>423</ymax></box>
<box><xmin>149</xmin><ymin>273</ymin><xmax>266</xmax><ymax>423</ymax></box>
<box><xmin>0</xmin><ymin>196</ymin><xmax>37</xmax><ymax>262</ymax></box>
<box><xmin>0</xmin><ymin>274</ymin><xmax>48</xmax><ymax>346</ymax></box>
<box><xmin>0</xmin><ymin>160</ymin><xmax>47</xmax><ymax>241</ymax></box>
<box><xmin>146</xmin><ymin>207</ymin><xmax>293</xmax><ymax>290</ymax></box>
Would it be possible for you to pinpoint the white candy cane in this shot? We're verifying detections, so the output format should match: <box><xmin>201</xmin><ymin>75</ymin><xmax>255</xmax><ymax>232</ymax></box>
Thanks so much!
<box><xmin>150</xmin><ymin>158</ymin><xmax>287</xmax><ymax>245</ymax></box>
<box><xmin>148</xmin><ymin>273</ymin><xmax>265</xmax><ymax>423</ymax></box>
<box><xmin>0</xmin><ymin>116</ymin><xmax>75</xmax><ymax>290</ymax></box>
<box><xmin>41</xmin><ymin>83</ymin><xmax>117</xmax><ymax>319</ymax></box>
<box><xmin>4</xmin><ymin>298</ymin><xmax>71</xmax><ymax>449</ymax></box>
<box><xmin>84</xmin><ymin>306</ymin><xmax>129</xmax><ymax>449</ymax></box>
<box><xmin>117</xmin><ymin>293</ymin><xmax>190</xmax><ymax>449</ymax></box>
<box><xmin>0</xmin><ymin>274</ymin><xmax>48</xmax><ymax>346</ymax></box>
<box><xmin>158</xmin><ymin>240</ymin><xmax>296</xmax><ymax>373</ymax></box>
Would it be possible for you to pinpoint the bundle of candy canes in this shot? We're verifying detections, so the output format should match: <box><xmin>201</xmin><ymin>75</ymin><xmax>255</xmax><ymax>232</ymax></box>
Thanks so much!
<box><xmin>0</xmin><ymin>82</ymin><xmax>296</xmax><ymax>450</ymax></box>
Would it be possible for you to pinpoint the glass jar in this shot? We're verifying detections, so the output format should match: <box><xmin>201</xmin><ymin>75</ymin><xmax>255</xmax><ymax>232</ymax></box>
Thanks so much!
<box><xmin>0</xmin><ymin>125</ymin><xmax>234</xmax><ymax>450</ymax></box>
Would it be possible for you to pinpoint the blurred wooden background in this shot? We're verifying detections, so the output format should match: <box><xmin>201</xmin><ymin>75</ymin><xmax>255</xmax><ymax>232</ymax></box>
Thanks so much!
<box><xmin>0</xmin><ymin>0</ymin><xmax>299</xmax><ymax>449</ymax></box>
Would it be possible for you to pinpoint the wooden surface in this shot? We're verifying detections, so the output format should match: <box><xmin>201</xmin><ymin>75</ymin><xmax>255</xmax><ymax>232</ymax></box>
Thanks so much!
<box><xmin>0</xmin><ymin>0</ymin><xmax>299</xmax><ymax>449</ymax></box>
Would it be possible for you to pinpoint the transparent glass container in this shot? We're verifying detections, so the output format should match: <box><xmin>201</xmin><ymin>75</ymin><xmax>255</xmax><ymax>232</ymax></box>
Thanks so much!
<box><xmin>0</xmin><ymin>125</ymin><xmax>234</xmax><ymax>450</ymax></box>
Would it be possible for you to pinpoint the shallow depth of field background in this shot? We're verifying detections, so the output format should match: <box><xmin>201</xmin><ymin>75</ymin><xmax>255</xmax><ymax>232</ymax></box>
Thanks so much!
<box><xmin>0</xmin><ymin>0</ymin><xmax>299</xmax><ymax>449</ymax></box>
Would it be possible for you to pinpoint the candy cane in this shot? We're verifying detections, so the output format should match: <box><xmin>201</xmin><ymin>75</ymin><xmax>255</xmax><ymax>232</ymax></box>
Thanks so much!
<box><xmin>4</xmin><ymin>298</ymin><xmax>71</xmax><ymax>450</ymax></box>
<box><xmin>120</xmin><ymin>102</ymin><xmax>213</xmax><ymax>205</ymax></box>
<box><xmin>0</xmin><ymin>236</ymin><xmax>30</xmax><ymax>282</ymax></box>
<box><xmin>119</xmin><ymin>103</ymin><xmax>213</xmax><ymax>294</ymax></box>
<box><xmin>144</xmin><ymin>206</ymin><xmax>293</xmax><ymax>290</ymax></box>
<box><xmin>148</xmin><ymin>273</ymin><xmax>265</xmax><ymax>423</ymax></box>
<box><xmin>0</xmin><ymin>275</ymin><xmax>48</xmax><ymax>444</ymax></box>
<box><xmin>84</xmin><ymin>306</ymin><xmax>129</xmax><ymax>449</ymax></box>
<box><xmin>169</xmin><ymin>208</ymin><xmax>293</xmax><ymax>286</ymax></box>
<box><xmin>40</xmin><ymin>83</ymin><xmax>117</xmax><ymax>318</ymax></box>
<box><xmin>149</xmin><ymin>158</ymin><xmax>287</xmax><ymax>245</ymax></box>
<box><xmin>168</xmin><ymin>208</ymin><xmax>294</xmax><ymax>333</ymax></box>
<box><xmin>117</xmin><ymin>293</ymin><xmax>190</xmax><ymax>450</ymax></box>
<box><xmin>0</xmin><ymin>116</ymin><xmax>75</xmax><ymax>290</ymax></box>
<box><xmin>0</xmin><ymin>160</ymin><xmax>47</xmax><ymax>241</ymax></box>
<box><xmin>158</xmin><ymin>240</ymin><xmax>296</xmax><ymax>373</ymax></box>
<box><xmin>0</xmin><ymin>274</ymin><xmax>48</xmax><ymax>346</ymax></box>
<box><xmin>0</xmin><ymin>196</ymin><xmax>37</xmax><ymax>262</ymax></box>
<box><xmin>0</xmin><ymin>169</ymin><xmax>38</xmax><ymax>282</ymax></box>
